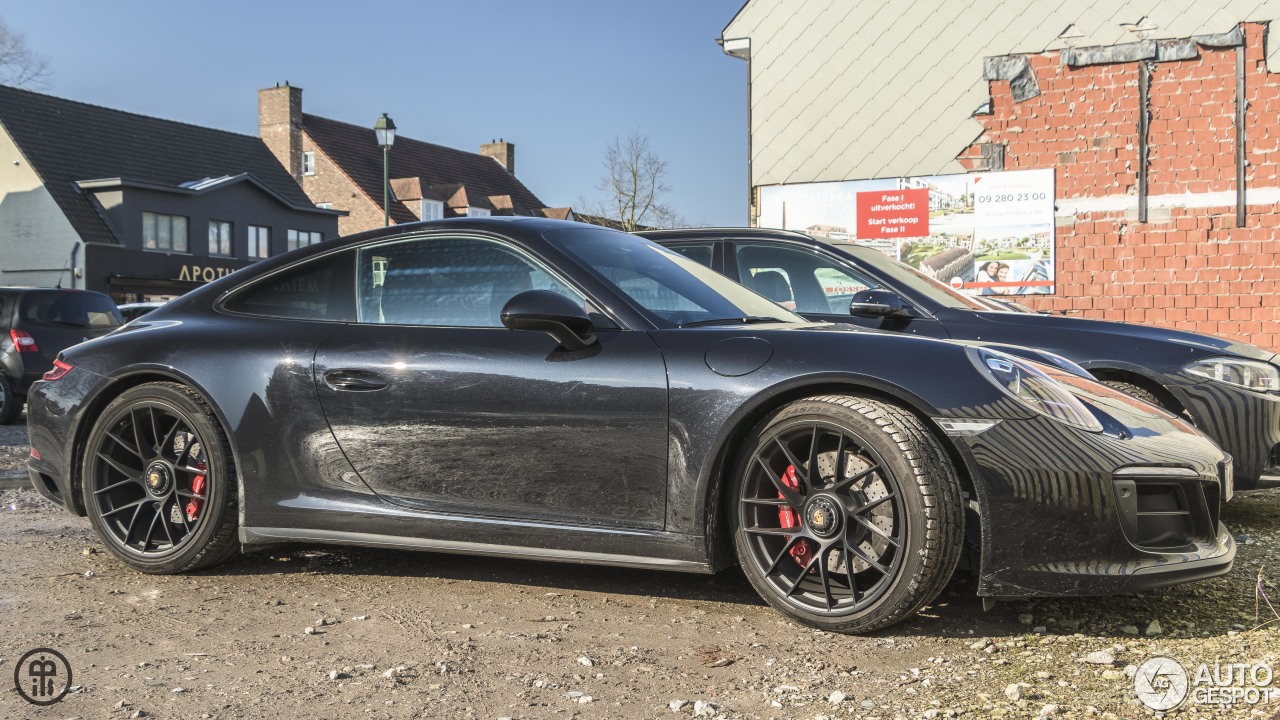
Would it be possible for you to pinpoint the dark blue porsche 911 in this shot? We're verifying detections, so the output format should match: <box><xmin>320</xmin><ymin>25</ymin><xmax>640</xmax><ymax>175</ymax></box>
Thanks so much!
<box><xmin>25</xmin><ymin>218</ymin><xmax>1233</xmax><ymax>633</ymax></box>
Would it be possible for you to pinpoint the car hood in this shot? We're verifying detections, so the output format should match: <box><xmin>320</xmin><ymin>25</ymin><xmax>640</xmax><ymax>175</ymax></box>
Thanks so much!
<box><xmin>967</xmin><ymin>310</ymin><xmax>1277</xmax><ymax>363</ymax></box>
<box><xmin>667</xmin><ymin>322</ymin><xmax>1207</xmax><ymax>438</ymax></box>
<box><xmin>813</xmin><ymin>322</ymin><xmax>1092</xmax><ymax>376</ymax></box>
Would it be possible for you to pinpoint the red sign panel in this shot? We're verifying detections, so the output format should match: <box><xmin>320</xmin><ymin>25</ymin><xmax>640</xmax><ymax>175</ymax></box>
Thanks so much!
<box><xmin>855</xmin><ymin>188</ymin><xmax>929</xmax><ymax>239</ymax></box>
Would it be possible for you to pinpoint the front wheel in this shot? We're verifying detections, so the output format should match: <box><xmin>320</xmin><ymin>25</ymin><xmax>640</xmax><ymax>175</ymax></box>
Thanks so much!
<box><xmin>82</xmin><ymin>382</ymin><xmax>240</xmax><ymax>573</ymax></box>
<box><xmin>1100</xmin><ymin>380</ymin><xmax>1163</xmax><ymax>408</ymax></box>
<box><xmin>732</xmin><ymin>394</ymin><xmax>963</xmax><ymax>633</ymax></box>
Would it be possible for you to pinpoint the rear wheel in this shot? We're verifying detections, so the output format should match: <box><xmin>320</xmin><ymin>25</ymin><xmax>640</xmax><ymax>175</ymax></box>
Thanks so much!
<box><xmin>0</xmin><ymin>375</ymin><xmax>20</xmax><ymax>424</ymax></box>
<box><xmin>82</xmin><ymin>383</ymin><xmax>239</xmax><ymax>573</ymax></box>
<box><xmin>732</xmin><ymin>394</ymin><xmax>963</xmax><ymax>633</ymax></box>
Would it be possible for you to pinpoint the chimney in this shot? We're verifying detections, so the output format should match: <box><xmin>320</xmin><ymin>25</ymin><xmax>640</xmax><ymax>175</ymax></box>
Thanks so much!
<box><xmin>259</xmin><ymin>82</ymin><xmax>304</xmax><ymax>182</ymax></box>
<box><xmin>480</xmin><ymin>138</ymin><xmax>515</xmax><ymax>175</ymax></box>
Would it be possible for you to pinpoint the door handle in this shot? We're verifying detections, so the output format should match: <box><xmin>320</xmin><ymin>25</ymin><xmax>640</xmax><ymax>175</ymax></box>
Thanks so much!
<box><xmin>323</xmin><ymin>369</ymin><xmax>388</xmax><ymax>391</ymax></box>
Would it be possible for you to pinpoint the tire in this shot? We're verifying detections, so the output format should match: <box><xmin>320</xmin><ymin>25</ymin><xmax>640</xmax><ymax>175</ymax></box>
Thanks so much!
<box><xmin>81</xmin><ymin>382</ymin><xmax>239</xmax><ymax>573</ymax></box>
<box><xmin>1101</xmin><ymin>380</ymin><xmax>1163</xmax><ymax>409</ymax></box>
<box><xmin>0</xmin><ymin>374</ymin><xmax>20</xmax><ymax>424</ymax></box>
<box><xmin>731</xmin><ymin>394</ymin><xmax>963</xmax><ymax>633</ymax></box>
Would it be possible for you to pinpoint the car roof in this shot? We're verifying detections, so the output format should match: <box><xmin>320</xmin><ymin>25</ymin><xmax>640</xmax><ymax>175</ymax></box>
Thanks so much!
<box><xmin>639</xmin><ymin>227</ymin><xmax>882</xmax><ymax>257</ymax></box>
<box><xmin>0</xmin><ymin>287</ymin><xmax>106</xmax><ymax>295</ymax></box>
<box><xmin>146</xmin><ymin>217</ymin><xmax>640</xmax><ymax>313</ymax></box>
<box><xmin>637</xmin><ymin>227</ymin><xmax>815</xmax><ymax>242</ymax></box>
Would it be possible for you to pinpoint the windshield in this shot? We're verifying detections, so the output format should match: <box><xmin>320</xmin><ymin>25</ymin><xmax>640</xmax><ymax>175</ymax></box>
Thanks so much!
<box><xmin>546</xmin><ymin>227</ymin><xmax>805</xmax><ymax>328</ymax></box>
<box><xmin>843</xmin><ymin>245</ymin><xmax>993</xmax><ymax>311</ymax></box>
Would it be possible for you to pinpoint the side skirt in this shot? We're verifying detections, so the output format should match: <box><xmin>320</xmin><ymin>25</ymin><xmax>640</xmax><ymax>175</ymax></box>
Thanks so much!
<box><xmin>240</xmin><ymin>526</ymin><xmax>714</xmax><ymax>574</ymax></box>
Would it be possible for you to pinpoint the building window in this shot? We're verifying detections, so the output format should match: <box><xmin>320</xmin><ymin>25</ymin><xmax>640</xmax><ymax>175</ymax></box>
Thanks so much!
<box><xmin>302</xmin><ymin>151</ymin><xmax>315</xmax><ymax>176</ymax></box>
<box><xmin>142</xmin><ymin>212</ymin><xmax>189</xmax><ymax>252</ymax></box>
<box><xmin>466</xmin><ymin>207</ymin><xmax>491</xmax><ymax>218</ymax></box>
<box><xmin>288</xmin><ymin>229</ymin><xmax>323</xmax><ymax>251</ymax></box>
<box><xmin>316</xmin><ymin>202</ymin><xmax>334</xmax><ymax>210</ymax></box>
<box><xmin>208</xmin><ymin>220</ymin><xmax>233</xmax><ymax>256</ymax></box>
<box><xmin>421</xmin><ymin>199</ymin><xmax>443</xmax><ymax>221</ymax></box>
<box><xmin>248</xmin><ymin>225</ymin><xmax>271</xmax><ymax>259</ymax></box>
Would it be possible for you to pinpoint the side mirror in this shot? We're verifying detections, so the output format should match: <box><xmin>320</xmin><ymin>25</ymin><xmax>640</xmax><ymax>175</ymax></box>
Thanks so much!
<box><xmin>849</xmin><ymin>289</ymin><xmax>910</xmax><ymax>319</ymax></box>
<box><xmin>500</xmin><ymin>290</ymin><xmax>597</xmax><ymax>351</ymax></box>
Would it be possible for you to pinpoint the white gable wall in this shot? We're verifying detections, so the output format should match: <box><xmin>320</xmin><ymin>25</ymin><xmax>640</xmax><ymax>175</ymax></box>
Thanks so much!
<box><xmin>723</xmin><ymin>0</ymin><xmax>1280</xmax><ymax>189</ymax></box>
<box><xmin>0</xmin><ymin>123</ymin><xmax>82</xmax><ymax>288</ymax></box>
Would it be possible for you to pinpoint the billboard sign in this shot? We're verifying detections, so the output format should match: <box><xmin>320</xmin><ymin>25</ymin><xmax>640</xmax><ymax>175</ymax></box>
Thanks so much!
<box><xmin>856</xmin><ymin>188</ymin><xmax>929</xmax><ymax>239</ymax></box>
<box><xmin>759</xmin><ymin>168</ymin><xmax>1056</xmax><ymax>295</ymax></box>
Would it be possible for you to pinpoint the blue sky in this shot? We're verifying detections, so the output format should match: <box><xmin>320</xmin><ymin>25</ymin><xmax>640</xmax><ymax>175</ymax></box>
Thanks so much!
<box><xmin>3</xmin><ymin>1</ymin><xmax>748</xmax><ymax>225</ymax></box>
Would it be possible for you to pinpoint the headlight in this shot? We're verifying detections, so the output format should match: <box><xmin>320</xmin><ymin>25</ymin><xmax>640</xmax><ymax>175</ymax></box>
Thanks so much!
<box><xmin>970</xmin><ymin>348</ymin><xmax>1103</xmax><ymax>432</ymax></box>
<box><xmin>1184</xmin><ymin>357</ymin><xmax>1280</xmax><ymax>393</ymax></box>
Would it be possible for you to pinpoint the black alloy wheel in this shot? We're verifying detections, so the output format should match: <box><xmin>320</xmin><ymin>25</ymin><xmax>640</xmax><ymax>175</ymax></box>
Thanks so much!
<box><xmin>83</xmin><ymin>383</ymin><xmax>239</xmax><ymax>573</ymax></box>
<box><xmin>734</xmin><ymin>394</ymin><xmax>963</xmax><ymax>633</ymax></box>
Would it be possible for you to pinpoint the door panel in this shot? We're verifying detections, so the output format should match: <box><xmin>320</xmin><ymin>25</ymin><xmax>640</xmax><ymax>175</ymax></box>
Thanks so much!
<box><xmin>313</xmin><ymin>233</ymin><xmax>670</xmax><ymax>530</ymax></box>
<box><xmin>315</xmin><ymin>327</ymin><xmax>669</xmax><ymax>529</ymax></box>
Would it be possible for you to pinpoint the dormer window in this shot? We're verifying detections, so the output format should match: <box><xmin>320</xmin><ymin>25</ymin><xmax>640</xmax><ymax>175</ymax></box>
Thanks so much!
<box><xmin>421</xmin><ymin>199</ymin><xmax>444</xmax><ymax>221</ymax></box>
<box><xmin>466</xmin><ymin>207</ymin><xmax>491</xmax><ymax>218</ymax></box>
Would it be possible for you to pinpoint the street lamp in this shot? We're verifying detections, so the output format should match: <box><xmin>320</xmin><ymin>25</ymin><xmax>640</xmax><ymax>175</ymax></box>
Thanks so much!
<box><xmin>373</xmin><ymin>113</ymin><xmax>397</xmax><ymax>227</ymax></box>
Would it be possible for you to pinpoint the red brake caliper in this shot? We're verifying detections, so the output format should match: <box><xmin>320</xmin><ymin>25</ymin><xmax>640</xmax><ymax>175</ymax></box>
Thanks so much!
<box><xmin>185</xmin><ymin>461</ymin><xmax>207</xmax><ymax>522</ymax></box>
<box><xmin>777</xmin><ymin>465</ymin><xmax>812</xmax><ymax>565</ymax></box>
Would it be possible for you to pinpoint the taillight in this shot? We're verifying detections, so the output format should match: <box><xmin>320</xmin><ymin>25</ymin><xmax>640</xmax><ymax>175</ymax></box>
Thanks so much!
<box><xmin>43</xmin><ymin>359</ymin><xmax>72</xmax><ymax>381</ymax></box>
<box><xmin>29</xmin><ymin>447</ymin><xmax>41</xmax><ymax>461</ymax></box>
<box><xmin>9</xmin><ymin>329</ymin><xmax>39</xmax><ymax>353</ymax></box>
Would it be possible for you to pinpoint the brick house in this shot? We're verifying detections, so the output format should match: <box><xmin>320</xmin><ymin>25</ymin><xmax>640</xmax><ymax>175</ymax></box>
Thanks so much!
<box><xmin>258</xmin><ymin>84</ymin><xmax>570</xmax><ymax>237</ymax></box>
<box><xmin>720</xmin><ymin>2</ymin><xmax>1280</xmax><ymax>349</ymax></box>
<box><xmin>0</xmin><ymin>85</ymin><xmax>339</xmax><ymax>300</ymax></box>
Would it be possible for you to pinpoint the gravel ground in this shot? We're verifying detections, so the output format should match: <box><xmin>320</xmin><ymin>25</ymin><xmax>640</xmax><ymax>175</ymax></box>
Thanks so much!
<box><xmin>1</xmin><ymin>415</ymin><xmax>1278</xmax><ymax>720</ymax></box>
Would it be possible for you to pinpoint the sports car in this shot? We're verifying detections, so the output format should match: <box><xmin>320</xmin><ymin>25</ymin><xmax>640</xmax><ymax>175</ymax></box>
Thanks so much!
<box><xmin>26</xmin><ymin>217</ymin><xmax>1234</xmax><ymax>633</ymax></box>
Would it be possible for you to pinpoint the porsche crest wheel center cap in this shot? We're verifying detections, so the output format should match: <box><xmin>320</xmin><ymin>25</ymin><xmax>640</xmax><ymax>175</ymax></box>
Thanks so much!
<box><xmin>804</xmin><ymin>495</ymin><xmax>843</xmax><ymax>539</ymax></box>
<box><xmin>144</xmin><ymin>462</ymin><xmax>173</xmax><ymax>496</ymax></box>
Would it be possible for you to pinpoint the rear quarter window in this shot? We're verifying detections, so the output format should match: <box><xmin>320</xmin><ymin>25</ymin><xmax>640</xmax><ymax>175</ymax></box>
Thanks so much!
<box><xmin>222</xmin><ymin>252</ymin><xmax>355</xmax><ymax>322</ymax></box>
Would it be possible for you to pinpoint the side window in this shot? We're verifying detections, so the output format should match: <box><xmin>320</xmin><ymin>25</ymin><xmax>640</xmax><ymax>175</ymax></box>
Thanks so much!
<box><xmin>356</xmin><ymin>236</ymin><xmax>584</xmax><ymax>327</ymax></box>
<box><xmin>665</xmin><ymin>242</ymin><xmax>715</xmax><ymax>268</ymax></box>
<box><xmin>733</xmin><ymin>243</ymin><xmax>884</xmax><ymax>314</ymax></box>
<box><xmin>812</xmin><ymin>266</ymin><xmax>879</xmax><ymax>313</ymax></box>
<box><xmin>222</xmin><ymin>252</ymin><xmax>354</xmax><ymax>321</ymax></box>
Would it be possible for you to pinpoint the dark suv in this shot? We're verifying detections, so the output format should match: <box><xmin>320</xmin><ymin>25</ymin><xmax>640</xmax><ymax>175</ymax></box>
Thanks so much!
<box><xmin>0</xmin><ymin>288</ymin><xmax>122</xmax><ymax>423</ymax></box>
<box><xmin>641</xmin><ymin>228</ymin><xmax>1280</xmax><ymax>489</ymax></box>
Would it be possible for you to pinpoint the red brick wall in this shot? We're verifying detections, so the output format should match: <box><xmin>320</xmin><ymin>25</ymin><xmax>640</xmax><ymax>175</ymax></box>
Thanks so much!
<box><xmin>961</xmin><ymin>23</ymin><xmax>1280</xmax><ymax>351</ymax></box>
<box><xmin>298</xmin><ymin>134</ymin><xmax>387</xmax><ymax>237</ymax></box>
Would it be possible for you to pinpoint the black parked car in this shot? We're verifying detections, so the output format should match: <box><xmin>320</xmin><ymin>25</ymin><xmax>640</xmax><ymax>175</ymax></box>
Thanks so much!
<box><xmin>0</xmin><ymin>287</ymin><xmax>122</xmax><ymax>423</ymax></box>
<box><xmin>642</xmin><ymin>228</ymin><xmax>1280</xmax><ymax>489</ymax></box>
<box><xmin>26</xmin><ymin>218</ymin><xmax>1233</xmax><ymax>633</ymax></box>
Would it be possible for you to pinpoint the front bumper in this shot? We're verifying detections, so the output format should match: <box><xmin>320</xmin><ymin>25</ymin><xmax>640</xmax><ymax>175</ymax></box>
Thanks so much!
<box><xmin>1173</xmin><ymin>379</ymin><xmax>1280</xmax><ymax>489</ymax></box>
<box><xmin>953</xmin><ymin>414</ymin><xmax>1236</xmax><ymax>597</ymax></box>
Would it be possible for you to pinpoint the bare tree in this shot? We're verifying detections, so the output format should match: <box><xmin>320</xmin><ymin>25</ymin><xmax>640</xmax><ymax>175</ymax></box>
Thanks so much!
<box><xmin>582</xmin><ymin>130</ymin><xmax>685</xmax><ymax>231</ymax></box>
<box><xmin>0</xmin><ymin>18</ymin><xmax>51</xmax><ymax>89</ymax></box>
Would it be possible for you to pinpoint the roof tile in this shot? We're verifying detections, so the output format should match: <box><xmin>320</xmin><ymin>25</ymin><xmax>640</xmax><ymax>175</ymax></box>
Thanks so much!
<box><xmin>302</xmin><ymin>114</ymin><xmax>546</xmax><ymax>225</ymax></box>
<box><xmin>0</xmin><ymin>85</ymin><xmax>314</xmax><ymax>245</ymax></box>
